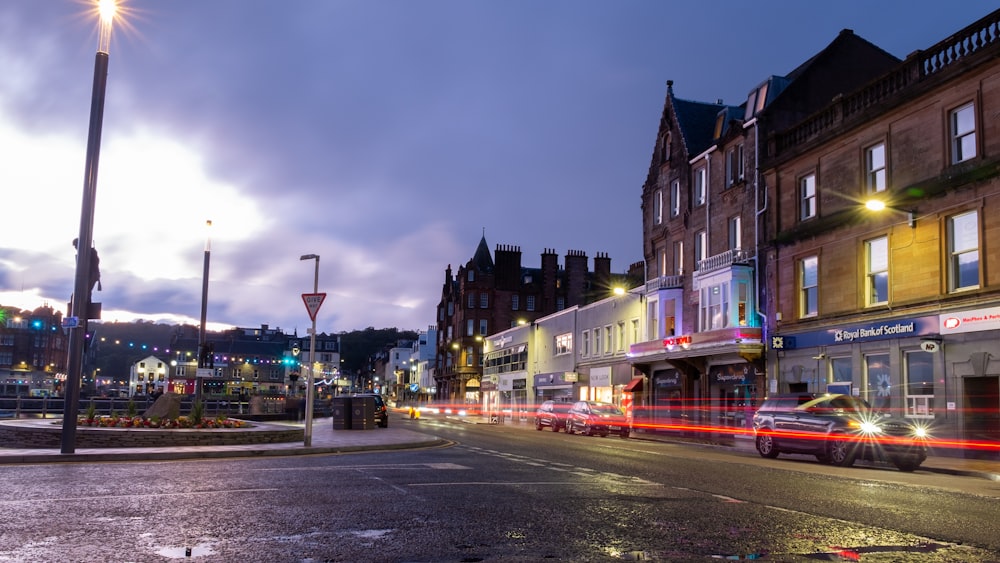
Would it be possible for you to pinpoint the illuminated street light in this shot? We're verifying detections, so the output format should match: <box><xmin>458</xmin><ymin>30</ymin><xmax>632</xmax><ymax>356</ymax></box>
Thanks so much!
<box><xmin>300</xmin><ymin>253</ymin><xmax>320</xmax><ymax>447</ymax></box>
<box><xmin>865</xmin><ymin>198</ymin><xmax>915</xmax><ymax>228</ymax></box>
<box><xmin>62</xmin><ymin>0</ymin><xmax>118</xmax><ymax>455</ymax></box>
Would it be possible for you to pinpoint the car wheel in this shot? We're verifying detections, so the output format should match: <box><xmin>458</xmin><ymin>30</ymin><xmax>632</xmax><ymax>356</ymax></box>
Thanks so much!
<box><xmin>891</xmin><ymin>456</ymin><xmax>922</xmax><ymax>472</ymax></box>
<box><xmin>379</xmin><ymin>417</ymin><xmax>388</xmax><ymax>428</ymax></box>
<box><xmin>551</xmin><ymin>421</ymin><xmax>560</xmax><ymax>432</ymax></box>
<box><xmin>827</xmin><ymin>435</ymin><xmax>857</xmax><ymax>467</ymax></box>
<box><xmin>535</xmin><ymin>419</ymin><xmax>543</xmax><ymax>431</ymax></box>
<box><xmin>585</xmin><ymin>424</ymin><xmax>595</xmax><ymax>436</ymax></box>
<box><xmin>755</xmin><ymin>434</ymin><xmax>780</xmax><ymax>458</ymax></box>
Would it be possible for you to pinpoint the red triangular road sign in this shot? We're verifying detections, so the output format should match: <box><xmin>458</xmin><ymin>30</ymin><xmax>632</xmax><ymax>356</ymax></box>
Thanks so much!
<box><xmin>302</xmin><ymin>293</ymin><xmax>326</xmax><ymax>322</ymax></box>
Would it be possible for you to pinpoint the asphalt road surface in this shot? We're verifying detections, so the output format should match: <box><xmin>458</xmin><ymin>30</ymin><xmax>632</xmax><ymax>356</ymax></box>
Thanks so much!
<box><xmin>1</xmin><ymin>414</ymin><xmax>998</xmax><ymax>562</ymax></box>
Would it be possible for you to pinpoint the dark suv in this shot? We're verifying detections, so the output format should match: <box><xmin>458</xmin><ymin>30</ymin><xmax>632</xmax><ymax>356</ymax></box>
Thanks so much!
<box><xmin>534</xmin><ymin>400</ymin><xmax>571</xmax><ymax>432</ymax></box>
<box><xmin>752</xmin><ymin>393</ymin><xmax>928</xmax><ymax>471</ymax></box>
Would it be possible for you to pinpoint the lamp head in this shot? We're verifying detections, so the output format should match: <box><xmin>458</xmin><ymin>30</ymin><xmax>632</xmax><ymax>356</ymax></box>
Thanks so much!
<box><xmin>300</xmin><ymin>254</ymin><xmax>319</xmax><ymax>261</ymax></box>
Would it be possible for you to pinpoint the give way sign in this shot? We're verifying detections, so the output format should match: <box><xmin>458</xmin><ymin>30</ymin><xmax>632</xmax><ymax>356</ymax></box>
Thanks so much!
<box><xmin>302</xmin><ymin>293</ymin><xmax>327</xmax><ymax>322</ymax></box>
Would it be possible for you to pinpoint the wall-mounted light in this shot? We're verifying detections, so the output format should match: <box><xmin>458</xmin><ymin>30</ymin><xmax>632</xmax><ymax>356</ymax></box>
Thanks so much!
<box><xmin>865</xmin><ymin>199</ymin><xmax>915</xmax><ymax>228</ymax></box>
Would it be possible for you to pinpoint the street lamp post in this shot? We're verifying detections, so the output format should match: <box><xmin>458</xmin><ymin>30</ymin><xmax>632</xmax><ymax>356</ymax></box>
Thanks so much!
<box><xmin>196</xmin><ymin>220</ymin><xmax>212</xmax><ymax>400</ymax></box>
<box><xmin>62</xmin><ymin>0</ymin><xmax>117</xmax><ymax>455</ymax></box>
<box><xmin>300</xmin><ymin>254</ymin><xmax>320</xmax><ymax>447</ymax></box>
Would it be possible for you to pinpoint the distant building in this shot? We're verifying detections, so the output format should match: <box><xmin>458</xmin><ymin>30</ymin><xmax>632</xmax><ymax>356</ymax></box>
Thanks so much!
<box><xmin>129</xmin><ymin>355</ymin><xmax>167</xmax><ymax>397</ymax></box>
<box><xmin>434</xmin><ymin>235</ymin><xmax>642</xmax><ymax>402</ymax></box>
<box><xmin>169</xmin><ymin>324</ymin><xmax>339</xmax><ymax>397</ymax></box>
<box><xmin>0</xmin><ymin>305</ymin><xmax>69</xmax><ymax>397</ymax></box>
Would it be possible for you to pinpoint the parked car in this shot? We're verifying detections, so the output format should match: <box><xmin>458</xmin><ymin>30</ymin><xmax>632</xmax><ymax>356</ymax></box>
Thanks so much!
<box><xmin>352</xmin><ymin>394</ymin><xmax>389</xmax><ymax>428</ymax></box>
<box><xmin>534</xmin><ymin>400</ymin><xmax>572</xmax><ymax>432</ymax></box>
<box><xmin>565</xmin><ymin>401</ymin><xmax>630</xmax><ymax>438</ymax></box>
<box><xmin>752</xmin><ymin>393</ymin><xmax>928</xmax><ymax>471</ymax></box>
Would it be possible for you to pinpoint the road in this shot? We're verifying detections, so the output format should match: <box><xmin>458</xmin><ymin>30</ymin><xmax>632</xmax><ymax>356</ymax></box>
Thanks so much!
<box><xmin>0</xmin><ymin>414</ymin><xmax>997</xmax><ymax>562</ymax></box>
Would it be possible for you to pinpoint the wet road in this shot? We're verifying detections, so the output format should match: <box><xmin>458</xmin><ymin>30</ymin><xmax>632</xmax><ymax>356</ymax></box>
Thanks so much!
<box><xmin>1</xmin><ymin>416</ymin><xmax>998</xmax><ymax>562</ymax></box>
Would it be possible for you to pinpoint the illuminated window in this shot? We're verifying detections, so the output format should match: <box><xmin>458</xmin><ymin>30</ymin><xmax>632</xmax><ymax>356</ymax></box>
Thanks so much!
<box><xmin>799</xmin><ymin>256</ymin><xmax>818</xmax><ymax>318</ymax></box>
<box><xmin>554</xmin><ymin>333</ymin><xmax>572</xmax><ymax>355</ymax></box>
<box><xmin>948</xmin><ymin>210</ymin><xmax>979</xmax><ymax>291</ymax></box>
<box><xmin>728</xmin><ymin>216</ymin><xmax>741</xmax><ymax>250</ymax></box>
<box><xmin>693</xmin><ymin>167</ymin><xmax>707</xmax><ymax>205</ymax></box>
<box><xmin>865</xmin><ymin>236</ymin><xmax>889</xmax><ymax>305</ymax></box>
<box><xmin>653</xmin><ymin>189</ymin><xmax>663</xmax><ymax>225</ymax></box>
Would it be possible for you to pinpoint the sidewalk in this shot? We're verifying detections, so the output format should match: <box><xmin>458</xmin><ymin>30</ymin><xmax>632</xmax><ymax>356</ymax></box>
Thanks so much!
<box><xmin>1</xmin><ymin>413</ymin><xmax>997</xmax><ymax>483</ymax></box>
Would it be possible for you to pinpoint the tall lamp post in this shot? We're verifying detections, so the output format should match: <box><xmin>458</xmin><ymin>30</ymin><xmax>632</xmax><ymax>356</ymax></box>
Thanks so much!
<box><xmin>62</xmin><ymin>0</ymin><xmax>117</xmax><ymax>455</ymax></box>
<box><xmin>196</xmin><ymin>219</ymin><xmax>213</xmax><ymax>399</ymax></box>
<box><xmin>300</xmin><ymin>254</ymin><xmax>320</xmax><ymax>447</ymax></box>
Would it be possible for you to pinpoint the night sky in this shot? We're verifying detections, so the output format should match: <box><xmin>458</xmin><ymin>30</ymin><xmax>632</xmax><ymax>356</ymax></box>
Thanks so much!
<box><xmin>1</xmin><ymin>1</ymin><xmax>991</xmax><ymax>334</ymax></box>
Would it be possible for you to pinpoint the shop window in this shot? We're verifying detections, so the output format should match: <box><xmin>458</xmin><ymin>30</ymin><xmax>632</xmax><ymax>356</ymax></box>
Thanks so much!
<box><xmin>904</xmin><ymin>351</ymin><xmax>934</xmax><ymax>418</ymax></box>
<box><xmin>865</xmin><ymin>354</ymin><xmax>893</xmax><ymax>412</ymax></box>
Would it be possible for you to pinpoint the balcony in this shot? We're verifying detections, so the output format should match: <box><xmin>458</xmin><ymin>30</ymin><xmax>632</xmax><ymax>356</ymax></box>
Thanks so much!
<box><xmin>645</xmin><ymin>275</ymin><xmax>684</xmax><ymax>293</ymax></box>
<box><xmin>695</xmin><ymin>249</ymin><xmax>752</xmax><ymax>276</ymax></box>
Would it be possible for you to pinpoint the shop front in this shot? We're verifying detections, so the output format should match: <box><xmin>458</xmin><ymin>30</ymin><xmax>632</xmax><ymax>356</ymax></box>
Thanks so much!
<box><xmin>770</xmin><ymin>315</ymin><xmax>960</xmax><ymax>436</ymax></box>
<box><xmin>938</xmin><ymin>306</ymin><xmax>1000</xmax><ymax>451</ymax></box>
<box><xmin>707</xmin><ymin>363</ymin><xmax>759</xmax><ymax>430</ymax></box>
<box><xmin>534</xmin><ymin>371</ymin><xmax>576</xmax><ymax>403</ymax></box>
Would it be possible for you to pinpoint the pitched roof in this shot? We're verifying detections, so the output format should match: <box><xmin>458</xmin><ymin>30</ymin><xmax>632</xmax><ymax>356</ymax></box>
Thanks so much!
<box><xmin>667</xmin><ymin>82</ymin><xmax>727</xmax><ymax>158</ymax></box>
<box><xmin>470</xmin><ymin>235</ymin><xmax>494</xmax><ymax>273</ymax></box>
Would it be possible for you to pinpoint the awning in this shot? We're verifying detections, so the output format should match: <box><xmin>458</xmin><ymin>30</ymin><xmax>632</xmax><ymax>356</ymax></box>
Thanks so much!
<box><xmin>623</xmin><ymin>376</ymin><xmax>644</xmax><ymax>393</ymax></box>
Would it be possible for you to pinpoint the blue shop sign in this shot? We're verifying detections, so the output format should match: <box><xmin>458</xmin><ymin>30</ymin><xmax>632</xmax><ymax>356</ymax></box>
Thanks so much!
<box><xmin>772</xmin><ymin>316</ymin><xmax>937</xmax><ymax>349</ymax></box>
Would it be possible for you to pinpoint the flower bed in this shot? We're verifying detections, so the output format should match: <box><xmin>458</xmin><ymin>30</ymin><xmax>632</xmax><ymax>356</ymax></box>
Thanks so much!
<box><xmin>77</xmin><ymin>415</ymin><xmax>249</xmax><ymax>429</ymax></box>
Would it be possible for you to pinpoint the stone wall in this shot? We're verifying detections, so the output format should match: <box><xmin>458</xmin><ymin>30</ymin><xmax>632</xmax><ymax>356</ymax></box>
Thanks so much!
<box><xmin>0</xmin><ymin>420</ymin><xmax>302</xmax><ymax>448</ymax></box>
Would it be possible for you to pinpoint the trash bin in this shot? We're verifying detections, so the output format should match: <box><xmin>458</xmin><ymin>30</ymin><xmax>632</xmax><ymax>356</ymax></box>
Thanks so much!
<box><xmin>331</xmin><ymin>397</ymin><xmax>351</xmax><ymax>430</ymax></box>
<box><xmin>351</xmin><ymin>396</ymin><xmax>376</xmax><ymax>430</ymax></box>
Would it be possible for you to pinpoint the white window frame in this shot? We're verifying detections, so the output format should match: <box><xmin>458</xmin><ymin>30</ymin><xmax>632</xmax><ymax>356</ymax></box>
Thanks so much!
<box><xmin>694</xmin><ymin>167</ymin><xmax>707</xmax><ymax>206</ymax></box>
<box><xmin>604</xmin><ymin>325</ymin><xmax>613</xmax><ymax>356</ymax></box>
<box><xmin>865</xmin><ymin>236</ymin><xmax>889</xmax><ymax>306</ymax></box>
<box><xmin>726</xmin><ymin>144</ymin><xmax>744</xmax><ymax>186</ymax></box>
<box><xmin>948</xmin><ymin>210</ymin><xmax>979</xmax><ymax>291</ymax></box>
<box><xmin>865</xmin><ymin>142</ymin><xmax>886</xmax><ymax>193</ymax></box>
<box><xmin>950</xmin><ymin>102</ymin><xmax>977</xmax><ymax>164</ymax></box>
<box><xmin>669</xmin><ymin>180</ymin><xmax>681</xmax><ymax>217</ymax></box>
<box><xmin>800</xmin><ymin>173</ymin><xmax>817</xmax><ymax>220</ymax></box>
<box><xmin>694</xmin><ymin>230</ymin><xmax>707</xmax><ymax>268</ymax></box>
<box><xmin>904</xmin><ymin>350</ymin><xmax>934</xmax><ymax>419</ymax></box>
<box><xmin>800</xmin><ymin>256</ymin><xmax>818</xmax><ymax>318</ymax></box>
<box><xmin>654</xmin><ymin>189</ymin><xmax>663</xmax><ymax>225</ymax></box>
<box><xmin>728</xmin><ymin>215</ymin><xmax>741</xmax><ymax>251</ymax></box>
<box><xmin>554</xmin><ymin>333</ymin><xmax>572</xmax><ymax>356</ymax></box>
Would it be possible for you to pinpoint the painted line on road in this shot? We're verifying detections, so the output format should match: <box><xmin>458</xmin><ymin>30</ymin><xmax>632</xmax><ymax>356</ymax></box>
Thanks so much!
<box><xmin>255</xmin><ymin>463</ymin><xmax>472</xmax><ymax>471</ymax></box>
<box><xmin>0</xmin><ymin>488</ymin><xmax>280</xmax><ymax>504</ymax></box>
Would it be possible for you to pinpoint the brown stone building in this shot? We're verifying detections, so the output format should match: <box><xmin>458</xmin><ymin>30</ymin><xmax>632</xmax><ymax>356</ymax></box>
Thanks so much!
<box><xmin>630</xmin><ymin>15</ymin><xmax>1000</xmax><ymax>443</ymax></box>
<box><xmin>433</xmin><ymin>236</ymin><xmax>640</xmax><ymax>402</ymax></box>
<box><xmin>763</xmin><ymin>10</ymin><xmax>1000</xmax><ymax>448</ymax></box>
<box><xmin>0</xmin><ymin>305</ymin><xmax>69</xmax><ymax>396</ymax></box>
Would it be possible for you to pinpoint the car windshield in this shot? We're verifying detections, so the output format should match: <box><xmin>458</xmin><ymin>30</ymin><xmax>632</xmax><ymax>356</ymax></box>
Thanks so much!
<box><xmin>798</xmin><ymin>395</ymin><xmax>870</xmax><ymax>413</ymax></box>
<box><xmin>589</xmin><ymin>403</ymin><xmax>622</xmax><ymax>415</ymax></box>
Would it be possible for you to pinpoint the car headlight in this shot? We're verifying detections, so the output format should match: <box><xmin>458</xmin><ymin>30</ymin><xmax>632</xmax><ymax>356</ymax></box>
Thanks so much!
<box><xmin>849</xmin><ymin>420</ymin><xmax>882</xmax><ymax>434</ymax></box>
<box><xmin>913</xmin><ymin>426</ymin><xmax>928</xmax><ymax>438</ymax></box>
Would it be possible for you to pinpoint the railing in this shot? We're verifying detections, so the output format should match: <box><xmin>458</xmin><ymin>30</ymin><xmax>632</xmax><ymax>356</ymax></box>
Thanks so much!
<box><xmin>695</xmin><ymin>249</ymin><xmax>752</xmax><ymax>275</ymax></box>
<box><xmin>922</xmin><ymin>11</ymin><xmax>1000</xmax><ymax>75</ymax></box>
<box><xmin>773</xmin><ymin>9</ymin><xmax>1000</xmax><ymax>157</ymax></box>
<box><xmin>645</xmin><ymin>275</ymin><xmax>684</xmax><ymax>292</ymax></box>
<box><xmin>0</xmin><ymin>395</ymin><xmax>333</xmax><ymax>420</ymax></box>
